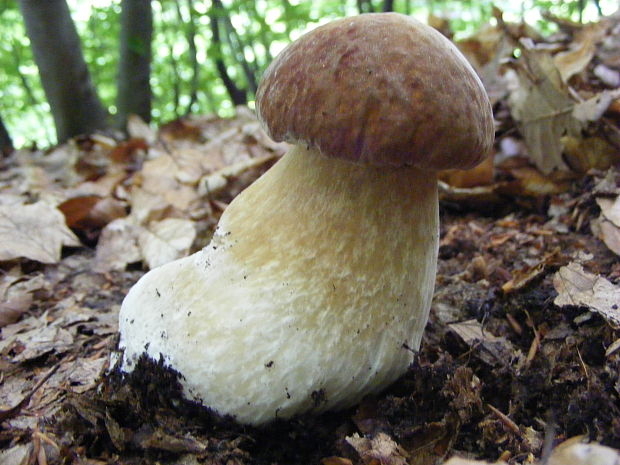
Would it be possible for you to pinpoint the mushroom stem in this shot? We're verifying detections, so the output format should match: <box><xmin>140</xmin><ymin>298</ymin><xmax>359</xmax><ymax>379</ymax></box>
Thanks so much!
<box><xmin>119</xmin><ymin>145</ymin><xmax>439</xmax><ymax>424</ymax></box>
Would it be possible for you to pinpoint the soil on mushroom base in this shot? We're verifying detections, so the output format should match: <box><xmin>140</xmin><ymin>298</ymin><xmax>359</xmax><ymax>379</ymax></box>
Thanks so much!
<box><xmin>44</xmin><ymin>203</ymin><xmax>620</xmax><ymax>464</ymax></box>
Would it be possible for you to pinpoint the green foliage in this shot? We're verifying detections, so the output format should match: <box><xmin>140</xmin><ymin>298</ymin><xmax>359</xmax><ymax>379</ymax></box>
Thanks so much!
<box><xmin>0</xmin><ymin>0</ymin><xmax>616</xmax><ymax>147</ymax></box>
<box><xmin>0</xmin><ymin>0</ymin><xmax>54</xmax><ymax>147</ymax></box>
<box><xmin>79</xmin><ymin>3</ymin><xmax>121</xmax><ymax>115</ymax></box>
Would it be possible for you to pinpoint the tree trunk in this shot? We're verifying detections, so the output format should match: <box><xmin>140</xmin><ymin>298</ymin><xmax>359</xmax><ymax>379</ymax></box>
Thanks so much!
<box><xmin>158</xmin><ymin>0</ymin><xmax>181</xmax><ymax>118</ymax></box>
<box><xmin>209</xmin><ymin>4</ymin><xmax>247</xmax><ymax>106</ymax></box>
<box><xmin>220</xmin><ymin>14</ymin><xmax>257</xmax><ymax>94</ymax></box>
<box><xmin>176</xmin><ymin>0</ymin><xmax>199</xmax><ymax>114</ymax></box>
<box><xmin>17</xmin><ymin>0</ymin><xmax>108</xmax><ymax>143</ymax></box>
<box><xmin>0</xmin><ymin>113</ymin><xmax>14</xmax><ymax>156</ymax></box>
<box><xmin>382</xmin><ymin>0</ymin><xmax>394</xmax><ymax>12</ymax></box>
<box><xmin>117</xmin><ymin>0</ymin><xmax>153</xmax><ymax>129</ymax></box>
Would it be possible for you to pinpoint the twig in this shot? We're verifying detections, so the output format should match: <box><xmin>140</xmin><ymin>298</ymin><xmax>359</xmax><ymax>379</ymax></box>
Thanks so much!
<box><xmin>576</xmin><ymin>345</ymin><xmax>590</xmax><ymax>386</ymax></box>
<box><xmin>524</xmin><ymin>310</ymin><xmax>541</xmax><ymax>366</ymax></box>
<box><xmin>487</xmin><ymin>404</ymin><xmax>521</xmax><ymax>435</ymax></box>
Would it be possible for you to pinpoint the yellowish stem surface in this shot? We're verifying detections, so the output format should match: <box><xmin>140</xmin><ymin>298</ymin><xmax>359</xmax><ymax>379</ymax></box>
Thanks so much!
<box><xmin>120</xmin><ymin>146</ymin><xmax>439</xmax><ymax>424</ymax></box>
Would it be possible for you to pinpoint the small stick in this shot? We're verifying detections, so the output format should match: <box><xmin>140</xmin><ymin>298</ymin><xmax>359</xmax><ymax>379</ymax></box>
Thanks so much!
<box><xmin>487</xmin><ymin>403</ymin><xmax>520</xmax><ymax>435</ymax></box>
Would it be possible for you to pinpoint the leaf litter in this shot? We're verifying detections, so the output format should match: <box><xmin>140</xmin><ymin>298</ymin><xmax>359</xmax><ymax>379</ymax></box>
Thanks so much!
<box><xmin>1</xmin><ymin>11</ymin><xmax>620</xmax><ymax>465</ymax></box>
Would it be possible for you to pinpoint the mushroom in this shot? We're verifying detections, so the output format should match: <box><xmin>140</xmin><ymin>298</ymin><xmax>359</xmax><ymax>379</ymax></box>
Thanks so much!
<box><xmin>119</xmin><ymin>13</ymin><xmax>494</xmax><ymax>425</ymax></box>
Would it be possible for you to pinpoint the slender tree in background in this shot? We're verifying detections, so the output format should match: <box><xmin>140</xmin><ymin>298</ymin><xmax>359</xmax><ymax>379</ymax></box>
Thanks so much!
<box><xmin>17</xmin><ymin>0</ymin><xmax>108</xmax><ymax>143</ymax></box>
<box><xmin>117</xmin><ymin>0</ymin><xmax>153</xmax><ymax>129</ymax></box>
<box><xmin>174</xmin><ymin>0</ymin><xmax>199</xmax><ymax>114</ymax></box>
<box><xmin>383</xmin><ymin>0</ymin><xmax>394</xmax><ymax>12</ymax></box>
<box><xmin>209</xmin><ymin>1</ymin><xmax>247</xmax><ymax>106</ymax></box>
<box><xmin>216</xmin><ymin>0</ymin><xmax>258</xmax><ymax>95</ymax></box>
<box><xmin>0</xmin><ymin>113</ymin><xmax>14</xmax><ymax>156</ymax></box>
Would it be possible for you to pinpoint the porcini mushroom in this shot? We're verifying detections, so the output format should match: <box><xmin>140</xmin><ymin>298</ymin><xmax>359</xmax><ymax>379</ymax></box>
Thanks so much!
<box><xmin>119</xmin><ymin>13</ymin><xmax>494</xmax><ymax>425</ymax></box>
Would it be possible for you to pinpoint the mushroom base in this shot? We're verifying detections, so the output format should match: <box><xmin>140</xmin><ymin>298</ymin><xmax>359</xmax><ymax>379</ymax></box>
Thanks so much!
<box><xmin>119</xmin><ymin>146</ymin><xmax>439</xmax><ymax>425</ymax></box>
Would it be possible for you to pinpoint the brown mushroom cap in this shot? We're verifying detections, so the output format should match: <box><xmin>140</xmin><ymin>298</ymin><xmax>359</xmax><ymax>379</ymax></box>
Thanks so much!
<box><xmin>256</xmin><ymin>13</ymin><xmax>494</xmax><ymax>170</ymax></box>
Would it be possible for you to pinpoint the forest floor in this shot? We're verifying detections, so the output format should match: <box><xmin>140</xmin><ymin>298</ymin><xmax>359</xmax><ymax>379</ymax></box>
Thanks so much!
<box><xmin>2</xmin><ymin>11</ymin><xmax>620</xmax><ymax>465</ymax></box>
<box><xmin>2</xmin><ymin>158</ymin><xmax>620</xmax><ymax>465</ymax></box>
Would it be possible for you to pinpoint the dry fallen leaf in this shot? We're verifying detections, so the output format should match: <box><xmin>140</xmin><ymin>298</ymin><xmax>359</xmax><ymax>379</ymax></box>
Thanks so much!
<box><xmin>199</xmin><ymin>154</ymin><xmax>277</xmax><ymax>196</ymax></box>
<box><xmin>562</xmin><ymin>135</ymin><xmax>619</xmax><ymax>173</ymax></box>
<box><xmin>0</xmin><ymin>443</ymin><xmax>32</xmax><ymax>465</ymax></box>
<box><xmin>457</xmin><ymin>24</ymin><xmax>512</xmax><ymax>105</ymax></box>
<box><xmin>594</xmin><ymin>194</ymin><xmax>620</xmax><ymax>255</ymax></box>
<box><xmin>572</xmin><ymin>89</ymin><xmax>620</xmax><ymax>123</ymax></box>
<box><xmin>94</xmin><ymin>217</ymin><xmax>142</xmax><ymax>272</ymax></box>
<box><xmin>127</xmin><ymin>114</ymin><xmax>157</xmax><ymax>144</ymax></box>
<box><xmin>592</xmin><ymin>218</ymin><xmax>620</xmax><ymax>256</ymax></box>
<box><xmin>1</xmin><ymin>325</ymin><xmax>74</xmax><ymax>363</ymax></box>
<box><xmin>508</xmin><ymin>39</ymin><xmax>582</xmax><ymax>174</ymax></box>
<box><xmin>139</xmin><ymin>218</ymin><xmax>197</xmax><ymax>269</ymax></box>
<box><xmin>59</xmin><ymin>195</ymin><xmax>127</xmax><ymax>231</ymax></box>
<box><xmin>346</xmin><ymin>433</ymin><xmax>409</xmax><ymax>465</ymax></box>
<box><xmin>502</xmin><ymin>249</ymin><xmax>565</xmax><ymax>293</ymax></box>
<box><xmin>597</xmin><ymin>196</ymin><xmax>620</xmax><ymax>226</ymax></box>
<box><xmin>61</xmin><ymin>357</ymin><xmax>107</xmax><ymax>394</ymax></box>
<box><xmin>0</xmin><ymin>293</ymin><xmax>32</xmax><ymax>328</ymax></box>
<box><xmin>492</xmin><ymin>159</ymin><xmax>575</xmax><ymax>198</ymax></box>
<box><xmin>448</xmin><ymin>319</ymin><xmax>522</xmax><ymax>367</ymax></box>
<box><xmin>553</xmin><ymin>23</ymin><xmax>605</xmax><ymax>83</ymax></box>
<box><xmin>0</xmin><ymin>202</ymin><xmax>81</xmax><ymax>264</ymax></box>
<box><xmin>438</xmin><ymin>155</ymin><xmax>495</xmax><ymax>189</ymax></box>
<box><xmin>553</xmin><ymin>262</ymin><xmax>620</xmax><ymax>326</ymax></box>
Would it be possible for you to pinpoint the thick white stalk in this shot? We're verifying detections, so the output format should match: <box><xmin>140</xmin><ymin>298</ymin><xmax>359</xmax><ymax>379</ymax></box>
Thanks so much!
<box><xmin>119</xmin><ymin>145</ymin><xmax>439</xmax><ymax>425</ymax></box>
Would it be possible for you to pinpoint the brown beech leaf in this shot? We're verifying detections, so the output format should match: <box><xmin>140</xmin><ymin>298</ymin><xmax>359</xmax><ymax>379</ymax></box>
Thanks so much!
<box><xmin>572</xmin><ymin>89</ymin><xmax>620</xmax><ymax>123</ymax></box>
<box><xmin>553</xmin><ymin>262</ymin><xmax>620</xmax><ymax>326</ymax></box>
<box><xmin>501</xmin><ymin>166</ymin><xmax>573</xmax><ymax>196</ymax></box>
<box><xmin>439</xmin><ymin>155</ymin><xmax>495</xmax><ymax>189</ymax></box>
<box><xmin>597</xmin><ymin>196</ymin><xmax>620</xmax><ymax>227</ymax></box>
<box><xmin>592</xmin><ymin>218</ymin><xmax>620</xmax><ymax>256</ymax></box>
<box><xmin>593</xmin><ymin>195</ymin><xmax>620</xmax><ymax>256</ymax></box>
<box><xmin>199</xmin><ymin>154</ymin><xmax>278</xmax><ymax>196</ymax></box>
<box><xmin>2</xmin><ymin>325</ymin><xmax>74</xmax><ymax>363</ymax></box>
<box><xmin>562</xmin><ymin>135</ymin><xmax>619</xmax><ymax>173</ymax></box>
<box><xmin>448</xmin><ymin>319</ymin><xmax>522</xmax><ymax>367</ymax></box>
<box><xmin>94</xmin><ymin>217</ymin><xmax>142</xmax><ymax>272</ymax></box>
<box><xmin>127</xmin><ymin>114</ymin><xmax>156</xmax><ymax>144</ymax></box>
<box><xmin>59</xmin><ymin>195</ymin><xmax>126</xmax><ymax>231</ymax></box>
<box><xmin>0</xmin><ymin>202</ymin><xmax>81</xmax><ymax>264</ymax></box>
<box><xmin>346</xmin><ymin>433</ymin><xmax>409</xmax><ymax>465</ymax></box>
<box><xmin>502</xmin><ymin>249</ymin><xmax>566</xmax><ymax>293</ymax></box>
<box><xmin>0</xmin><ymin>293</ymin><xmax>32</xmax><ymax>328</ymax></box>
<box><xmin>58</xmin><ymin>195</ymin><xmax>100</xmax><ymax>228</ymax></box>
<box><xmin>508</xmin><ymin>40</ymin><xmax>582</xmax><ymax>174</ymax></box>
<box><xmin>553</xmin><ymin>23</ymin><xmax>605</xmax><ymax>83</ymax></box>
<box><xmin>139</xmin><ymin>218</ymin><xmax>196</xmax><ymax>269</ymax></box>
